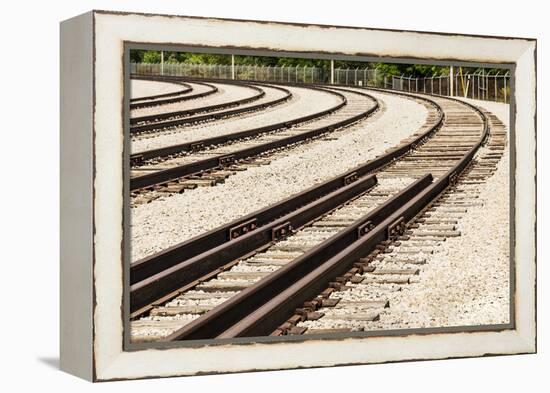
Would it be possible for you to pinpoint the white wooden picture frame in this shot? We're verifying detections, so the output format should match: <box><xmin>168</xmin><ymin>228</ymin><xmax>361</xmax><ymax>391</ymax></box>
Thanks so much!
<box><xmin>60</xmin><ymin>10</ymin><xmax>536</xmax><ymax>381</ymax></box>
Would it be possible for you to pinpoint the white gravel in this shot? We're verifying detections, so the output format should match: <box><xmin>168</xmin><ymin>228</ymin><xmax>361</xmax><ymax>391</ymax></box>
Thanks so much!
<box><xmin>131</xmin><ymin>85</ymin><xmax>342</xmax><ymax>153</ymax></box>
<box><xmin>131</xmin><ymin>79</ymin><xmax>183</xmax><ymax>99</ymax></box>
<box><xmin>304</xmin><ymin>99</ymin><xmax>511</xmax><ymax>331</ymax></box>
<box><xmin>131</xmin><ymin>82</ymin><xmax>256</xmax><ymax>118</ymax></box>
<box><xmin>131</xmin><ymin>90</ymin><xmax>429</xmax><ymax>261</ymax></box>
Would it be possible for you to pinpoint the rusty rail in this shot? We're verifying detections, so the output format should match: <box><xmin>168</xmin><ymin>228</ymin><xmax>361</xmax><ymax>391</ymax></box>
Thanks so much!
<box><xmin>130</xmin><ymin>76</ymin><xmax>218</xmax><ymax>110</ymax></box>
<box><xmin>129</xmin><ymin>87</ymin><xmax>374</xmax><ymax>190</ymax></box>
<box><xmin>130</xmin><ymin>174</ymin><xmax>378</xmax><ymax>315</ymax></box>
<box><xmin>130</xmin><ymin>80</ymin><xmax>193</xmax><ymax>103</ymax></box>
<box><xmin>165</xmin><ymin>175</ymin><xmax>433</xmax><ymax>340</ymax></box>
<box><xmin>131</xmin><ymin>83</ymin><xmax>292</xmax><ymax>136</ymax></box>
<box><xmin>130</xmin><ymin>90</ymin><xmax>444</xmax><ymax>296</ymax></box>
<box><xmin>130</xmin><ymin>79</ymin><xmax>267</xmax><ymax>126</ymax></box>
<box><xmin>166</xmin><ymin>95</ymin><xmax>489</xmax><ymax>340</ymax></box>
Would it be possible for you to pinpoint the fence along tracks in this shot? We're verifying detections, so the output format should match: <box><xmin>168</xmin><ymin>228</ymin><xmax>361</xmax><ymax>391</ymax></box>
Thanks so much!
<box><xmin>129</xmin><ymin>84</ymin><xmax>379</xmax><ymax>200</ymax></box>
<box><xmin>129</xmin><ymin>89</ymin><xmax>503</xmax><ymax>343</ymax></box>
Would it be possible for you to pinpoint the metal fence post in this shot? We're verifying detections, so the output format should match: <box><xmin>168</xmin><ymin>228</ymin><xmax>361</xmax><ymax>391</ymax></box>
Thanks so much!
<box><xmin>487</xmin><ymin>72</ymin><xmax>490</xmax><ymax>100</ymax></box>
<box><xmin>494</xmin><ymin>71</ymin><xmax>499</xmax><ymax>101</ymax></box>
<box><xmin>504</xmin><ymin>72</ymin><xmax>508</xmax><ymax>103</ymax></box>
<box><xmin>476</xmin><ymin>71</ymin><xmax>480</xmax><ymax>100</ymax></box>
<box><xmin>449</xmin><ymin>65</ymin><xmax>454</xmax><ymax>96</ymax></box>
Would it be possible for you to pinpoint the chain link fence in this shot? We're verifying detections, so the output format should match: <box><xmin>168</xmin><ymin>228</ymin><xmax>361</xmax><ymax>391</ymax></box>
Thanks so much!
<box><xmin>131</xmin><ymin>62</ymin><xmax>510</xmax><ymax>103</ymax></box>
<box><xmin>391</xmin><ymin>71</ymin><xmax>510</xmax><ymax>103</ymax></box>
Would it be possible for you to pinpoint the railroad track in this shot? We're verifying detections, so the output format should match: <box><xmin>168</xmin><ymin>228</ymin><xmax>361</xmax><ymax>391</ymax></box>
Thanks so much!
<box><xmin>129</xmin><ymin>85</ymin><xmax>380</xmax><ymax>204</ymax></box>
<box><xmin>286</xmin><ymin>110</ymin><xmax>507</xmax><ymax>336</ymax></box>
<box><xmin>130</xmin><ymin>79</ymin><xmax>193</xmax><ymax>106</ymax></box>
<box><xmin>130</xmin><ymin>78</ymin><xmax>291</xmax><ymax>134</ymax></box>
<box><xmin>130</xmin><ymin>76</ymin><xmax>219</xmax><ymax>110</ymax></box>
<box><xmin>130</xmin><ymin>78</ymin><xmax>272</xmax><ymax>129</ymax></box>
<box><xmin>129</xmin><ymin>89</ymin><xmax>506</xmax><ymax>343</ymax></box>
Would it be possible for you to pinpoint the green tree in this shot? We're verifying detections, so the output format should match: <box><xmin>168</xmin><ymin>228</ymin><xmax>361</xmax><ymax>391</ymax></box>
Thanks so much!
<box><xmin>142</xmin><ymin>51</ymin><xmax>162</xmax><ymax>63</ymax></box>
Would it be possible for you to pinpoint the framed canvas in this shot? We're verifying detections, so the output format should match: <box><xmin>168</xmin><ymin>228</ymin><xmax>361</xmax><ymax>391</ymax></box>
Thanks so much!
<box><xmin>60</xmin><ymin>10</ymin><xmax>536</xmax><ymax>381</ymax></box>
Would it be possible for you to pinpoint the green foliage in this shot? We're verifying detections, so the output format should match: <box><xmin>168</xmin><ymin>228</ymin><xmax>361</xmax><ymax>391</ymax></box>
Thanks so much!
<box><xmin>142</xmin><ymin>51</ymin><xmax>161</xmax><ymax>63</ymax></box>
<box><xmin>129</xmin><ymin>49</ymin><xmax>508</xmax><ymax>78</ymax></box>
<box><xmin>130</xmin><ymin>50</ymin><xmax>143</xmax><ymax>63</ymax></box>
<box><xmin>185</xmin><ymin>53</ymin><xmax>232</xmax><ymax>65</ymax></box>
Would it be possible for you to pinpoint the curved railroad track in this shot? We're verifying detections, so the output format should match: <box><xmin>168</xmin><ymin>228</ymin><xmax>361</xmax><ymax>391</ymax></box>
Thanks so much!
<box><xmin>129</xmin><ymin>84</ymin><xmax>379</xmax><ymax>201</ymax></box>
<box><xmin>130</xmin><ymin>83</ymin><xmax>293</xmax><ymax>136</ymax></box>
<box><xmin>128</xmin><ymin>85</ymin><xmax>506</xmax><ymax>343</ymax></box>
<box><xmin>130</xmin><ymin>79</ymin><xmax>193</xmax><ymax>105</ymax></box>
<box><xmin>281</xmin><ymin>109</ymin><xmax>507</xmax><ymax>337</ymax></box>
<box><xmin>130</xmin><ymin>76</ymin><xmax>219</xmax><ymax>110</ymax></box>
<box><xmin>129</xmin><ymin>87</ymin><xmax>433</xmax><ymax>338</ymax></box>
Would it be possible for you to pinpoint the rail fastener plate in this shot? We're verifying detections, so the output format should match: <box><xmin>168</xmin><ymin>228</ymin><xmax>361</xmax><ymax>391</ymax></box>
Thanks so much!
<box><xmin>218</xmin><ymin>154</ymin><xmax>236</xmax><ymax>167</ymax></box>
<box><xmin>190</xmin><ymin>142</ymin><xmax>205</xmax><ymax>152</ymax></box>
<box><xmin>357</xmin><ymin>220</ymin><xmax>375</xmax><ymax>238</ymax></box>
<box><xmin>228</xmin><ymin>218</ymin><xmax>258</xmax><ymax>240</ymax></box>
<box><xmin>387</xmin><ymin>216</ymin><xmax>406</xmax><ymax>239</ymax></box>
<box><xmin>343</xmin><ymin>172</ymin><xmax>358</xmax><ymax>185</ymax></box>
<box><xmin>271</xmin><ymin>222</ymin><xmax>293</xmax><ymax>241</ymax></box>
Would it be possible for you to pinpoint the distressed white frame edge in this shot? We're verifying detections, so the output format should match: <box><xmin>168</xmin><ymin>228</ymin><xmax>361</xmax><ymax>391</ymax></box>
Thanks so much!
<box><xmin>60</xmin><ymin>11</ymin><xmax>94</xmax><ymax>381</ymax></box>
<box><xmin>61</xmin><ymin>10</ymin><xmax>536</xmax><ymax>382</ymax></box>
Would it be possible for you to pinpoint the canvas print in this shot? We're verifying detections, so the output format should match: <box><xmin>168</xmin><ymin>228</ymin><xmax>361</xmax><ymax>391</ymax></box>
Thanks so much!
<box><xmin>127</xmin><ymin>49</ymin><xmax>511</xmax><ymax>344</ymax></box>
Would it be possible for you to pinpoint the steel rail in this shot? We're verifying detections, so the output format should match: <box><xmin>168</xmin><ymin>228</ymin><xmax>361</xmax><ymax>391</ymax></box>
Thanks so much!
<box><xmin>130</xmin><ymin>95</ymin><xmax>445</xmax><ymax>321</ymax></box>
<box><xmin>130</xmin><ymin>81</ymin><xmax>193</xmax><ymax>103</ymax></box>
<box><xmin>130</xmin><ymin>80</ymin><xmax>267</xmax><ymax>126</ymax></box>
<box><xmin>130</xmin><ymin>90</ymin><xmax>443</xmax><ymax>286</ymax></box>
<box><xmin>166</xmin><ymin>95</ymin><xmax>489</xmax><ymax>340</ymax></box>
<box><xmin>130</xmin><ymin>173</ymin><xmax>379</xmax><ymax>314</ymax></box>
<box><xmin>131</xmin><ymin>83</ymin><xmax>292</xmax><ymax>137</ymax></box>
<box><xmin>130</xmin><ymin>76</ymin><xmax>219</xmax><ymax>110</ymax></box>
<box><xmin>129</xmin><ymin>85</ymin><xmax>335</xmax><ymax>165</ymax></box>
<box><xmin>129</xmin><ymin>88</ymin><xmax>373</xmax><ymax>190</ymax></box>
<box><xmin>165</xmin><ymin>175</ymin><xmax>433</xmax><ymax>340</ymax></box>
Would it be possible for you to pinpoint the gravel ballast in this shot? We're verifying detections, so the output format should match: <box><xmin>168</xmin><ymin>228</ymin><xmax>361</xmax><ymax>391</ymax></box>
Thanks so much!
<box><xmin>131</xmin><ymin>79</ymin><xmax>184</xmax><ymax>99</ymax></box>
<box><xmin>131</xmin><ymin>85</ymin><xmax>342</xmax><ymax>153</ymax></box>
<box><xmin>131</xmin><ymin>90</ymin><xmax>428</xmax><ymax>261</ymax></box>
